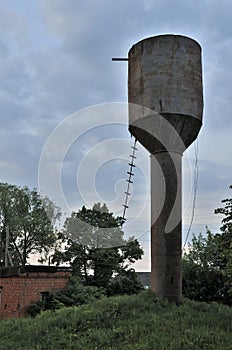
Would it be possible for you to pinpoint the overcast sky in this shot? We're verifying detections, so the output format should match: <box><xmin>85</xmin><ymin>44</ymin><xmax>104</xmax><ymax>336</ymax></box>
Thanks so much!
<box><xmin>0</xmin><ymin>0</ymin><xmax>231</xmax><ymax>270</ymax></box>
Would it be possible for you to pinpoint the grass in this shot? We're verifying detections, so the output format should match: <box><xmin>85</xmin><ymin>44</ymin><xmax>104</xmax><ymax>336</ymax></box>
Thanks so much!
<box><xmin>0</xmin><ymin>290</ymin><xmax>231</xmax><ymax>349</ymax></box>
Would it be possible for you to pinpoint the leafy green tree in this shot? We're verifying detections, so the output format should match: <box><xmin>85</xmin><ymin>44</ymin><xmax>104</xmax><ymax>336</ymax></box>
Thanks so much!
<box><xmin>215</xmin><ymin>185</ymin><xmax>232</xmax><ymax>233</ymax></box>
<box><xmin>182</xmin><ymin>229</ymin><xmax>225</xmax><ymax>303</ymax></box>
<box><xmin>183</xmin><ymin>186</ymin><xmax>232</xmax><ymax>305</ymax></box>
<box><xmin>0</xmin><ymin>182</ymin><xmax>61</xmax><ymax>266</ymax></box>
<box><xmin>214</xmin><ymin>185</ymin><xmax>232</xmax><ymax>297</ymax></box>
<box><xmin>52</xmin><ymin>203</ymin><xmax>144</xmax><ymax>293</ymax></box>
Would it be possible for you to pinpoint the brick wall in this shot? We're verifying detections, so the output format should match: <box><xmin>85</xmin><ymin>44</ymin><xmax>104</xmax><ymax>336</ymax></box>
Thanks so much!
<box><xmin>0</xmin><ymin>266</ymin><xmax>72</xmax><ymax>319</ymax></box>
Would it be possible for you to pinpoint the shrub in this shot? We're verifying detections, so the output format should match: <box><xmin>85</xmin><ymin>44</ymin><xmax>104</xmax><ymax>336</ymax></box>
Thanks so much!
<box><xmin>26</xmin><ymin>277</ymin><xmax>105</xmax><ymax>317</ymax></box>
<box><xmin>107</xmin><ymin>269</ymin><xmax>143</xmax><ymax>296</ymax></box>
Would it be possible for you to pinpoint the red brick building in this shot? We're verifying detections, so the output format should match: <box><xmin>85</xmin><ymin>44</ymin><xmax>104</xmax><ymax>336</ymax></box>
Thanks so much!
<box><xmin>0</xmin><ymin>265</ymin><xmax>72</xmax><ymax>319</ymax></box>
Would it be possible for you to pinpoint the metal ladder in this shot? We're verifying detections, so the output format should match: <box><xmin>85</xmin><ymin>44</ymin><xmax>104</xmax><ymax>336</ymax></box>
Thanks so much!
<box><xmin>121</xmin><ymin>138</ymin><xmax>138</xmax><ymax>225</ymax></box>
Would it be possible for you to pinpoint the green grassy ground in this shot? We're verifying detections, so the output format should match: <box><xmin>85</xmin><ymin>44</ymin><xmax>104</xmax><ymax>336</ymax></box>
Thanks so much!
<box><xmin>0</xmin><ymin>290</ymin><xmax>231</xmax><ymax>349</ymax></box>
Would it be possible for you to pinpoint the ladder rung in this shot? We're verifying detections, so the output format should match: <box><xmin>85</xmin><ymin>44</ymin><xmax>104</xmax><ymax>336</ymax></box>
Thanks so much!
<box><xmin>121</xmin><ymin>139</ymin><xmax>137</xmax><ymax>227</ymax></box>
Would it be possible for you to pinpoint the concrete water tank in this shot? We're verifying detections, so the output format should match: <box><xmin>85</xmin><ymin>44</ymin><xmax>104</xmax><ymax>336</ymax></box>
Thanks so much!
<box><xmin>128</xmin><ymin>35</ymin><xmax>203</xmax><ymax>304</ymax></box>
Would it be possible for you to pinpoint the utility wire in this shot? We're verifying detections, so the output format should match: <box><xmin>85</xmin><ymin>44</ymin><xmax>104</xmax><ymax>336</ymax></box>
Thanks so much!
<box><xmin>183</xmin><ymin>139</ymin><xmax>199</xmax><ymax>251</ymax></box>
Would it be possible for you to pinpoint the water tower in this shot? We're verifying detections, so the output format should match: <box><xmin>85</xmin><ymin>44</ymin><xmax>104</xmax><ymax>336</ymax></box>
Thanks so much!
<box><xmin>128</xmin><ymin>35</ymin><xmax>203</xmax><ymax>304</ymax></box>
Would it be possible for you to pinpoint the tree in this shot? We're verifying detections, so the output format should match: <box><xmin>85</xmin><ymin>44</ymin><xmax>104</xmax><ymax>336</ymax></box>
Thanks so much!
<box><xmin>52</xmin><ymin>203</ymin><xmax>144</xmax><ymax>293</ymax></box>
<box><xmin>215</xmin><ymin>185</ymin><xmax>232</xmax><ymax>233</ymax></box>
<box><xmin>214</xmin><ymin>185</ymin><xmax>232</xmax><ymax>297</ymax></box>
<box><xmin>182</xmin><ymin>229</ymin><xmax>226</xmax><ymax>303</ymax></box>
<box><xmin>183</xmin><ymin>185</ymin><xmax>232</xmax><ymax>305</ymax></box>
<box><xmin>0</xmin><ymin>182</ymin><xmax>61</xmax><ymax>266</ymax></box>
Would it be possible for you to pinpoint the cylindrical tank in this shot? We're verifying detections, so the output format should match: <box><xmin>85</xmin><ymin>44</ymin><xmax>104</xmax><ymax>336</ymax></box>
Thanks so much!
<box><xmin>128</xmin><ymin>34</ymin><xmax>203</xmax><ymax>153</ymax></box>
<box><xmin>128</xmin><ymin>35</ymin><xmax>203</xmax><ymax>304</ymax></box>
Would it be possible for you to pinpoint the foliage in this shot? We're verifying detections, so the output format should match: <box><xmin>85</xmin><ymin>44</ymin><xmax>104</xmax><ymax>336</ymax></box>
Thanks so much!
<box><xmin>26</xmin><ymin>276</ymin><xmax>105</xmax><ymax>317</ymax></box>
<box><xmin>0</xmin><ymin>182</ymin><xmax>61</xmax><ymax>266</ymax></box>
<box><xmin>0</xmin><ymin>291</ymin><xmax>232</xmax><ymax>349</ymax></box>
<box><xmin>215</xmin><ymin>185</ymin><xmax>232</xmax><ymax>233</ymax></box>
<box><xmin>214</xmin><ymin>185</ymin><xmax>232</xmax><ymax>294</ymax></box>
<box><xmin>107</xmin><ymin>269</ymin><xmax>143</xmax><ymax>296</ymax></box>
<box><xmin>182</xmin><ymin>230</ymin><xmax>226</xmax><ymax>303</ymax></box>
<box><xmin>26</xmin><ymin>301</ymin><xmax>44</xmax><ymax>318</ymax></box>
<box><xmin>183</xmin><ymin>185</ymin><xmax>232</xmax><ymax>305</ymax></box>
<box><xmin>52</xmin><ymin>203</ymin><xmax>144</xmax><ymax>292</ymax></box>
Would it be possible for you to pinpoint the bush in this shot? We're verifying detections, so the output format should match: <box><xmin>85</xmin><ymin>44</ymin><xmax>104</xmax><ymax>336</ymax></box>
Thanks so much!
<box><xmin>54</xmin><ymin>277</ymin><xmax>106</xmax><ymax>306</ymax></box>
<box><xmin>26</xmin><ymin>302</ymin><xmax>43</xmax><ymax>317</ymax></box>
<box><xmin>107</xmin><ymin>269</ymin><xmax>143</xmax><ymax>296</ymax></box>
<box><xmin>26</xmin><ymin>277</ymin><xmax>105</xmax><ymax>317</ymax></box>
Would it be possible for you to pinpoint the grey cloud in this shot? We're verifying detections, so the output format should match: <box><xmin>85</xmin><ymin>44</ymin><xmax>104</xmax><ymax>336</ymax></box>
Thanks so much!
<box><xmin>39</xmin><ymin>0</ymin><xmax>232</xmax><ymax>130</ymax></box>
<box><xmin>0</xmin><ymin>4</ymin><xmax>29</xmax><ymax>49</ymax></box>
<box><xmin>0</xmin><ymin>0</ymin><xmax>230</xmax><ymax>234</ymax></box>
<box><xmin>198</xmin><ymin>159</ymin><xmax>232</xmax><ymax>193</ymax></box>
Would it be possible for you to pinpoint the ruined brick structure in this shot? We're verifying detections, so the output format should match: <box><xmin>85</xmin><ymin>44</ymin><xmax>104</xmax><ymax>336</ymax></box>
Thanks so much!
<box><xmin>0</xmin><ymin>265</ymin><xmax>72</xmax><ymax>319</ymax></box>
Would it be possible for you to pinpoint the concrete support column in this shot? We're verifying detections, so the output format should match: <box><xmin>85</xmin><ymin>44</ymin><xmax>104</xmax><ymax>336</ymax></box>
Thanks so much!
<box><xmin>151</xmin><ymin>151</ymin><xmax>182</xmax><ymax>304</ymax></box>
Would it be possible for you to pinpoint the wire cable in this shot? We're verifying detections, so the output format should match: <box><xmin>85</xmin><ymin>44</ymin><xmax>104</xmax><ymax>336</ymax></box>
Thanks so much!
<box><xmin>183</xmin><ymin>139</ymin><xmax>199</xmax><ymax>251</ymax></box>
